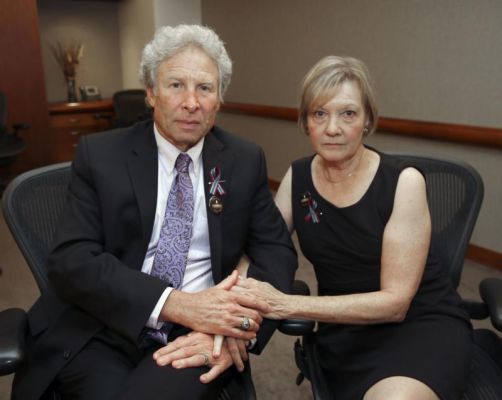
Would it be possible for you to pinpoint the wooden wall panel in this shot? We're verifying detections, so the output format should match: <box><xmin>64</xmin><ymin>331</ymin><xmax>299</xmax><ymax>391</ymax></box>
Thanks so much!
<box><xmin>0</xmin><ymin>0</ymin><xmax>51</xmax><ymax>174</ymax></box>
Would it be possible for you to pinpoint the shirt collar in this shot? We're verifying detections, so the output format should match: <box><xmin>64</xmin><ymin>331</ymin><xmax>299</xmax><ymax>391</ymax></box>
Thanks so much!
<box><xmin>153</xmin><ymin>122</ymin><xmax>204</xmax><ymax>175</ymax></box>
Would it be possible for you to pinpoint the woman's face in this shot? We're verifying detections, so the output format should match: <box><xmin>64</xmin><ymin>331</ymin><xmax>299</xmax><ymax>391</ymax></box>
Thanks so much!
<box><xmin>307</xmin><ymin>80</ymin><xmax>366</xmax><ymax>163</ymax></box>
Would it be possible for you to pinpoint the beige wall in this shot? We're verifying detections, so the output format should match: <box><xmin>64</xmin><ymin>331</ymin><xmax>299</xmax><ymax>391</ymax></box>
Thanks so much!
<box><xmin>39</xmin><ymin>0</ymin><xmax>202</xmax><ymax>99</ymax></box>
<box><xmin>117</xmin><ymin>0</ymin><xmax>155</xmax><ymax>89</ymax></box>
<box><xmin>38</xmin><ymin>0</ymin><xmax>123</xmax><ymax>103</ymax></box>
<box><xmin>204</xmin><ymin>0</ymin><xmax>502</xmax><ymax>128</ymax></box>
<box><xmin>118</xmin><ymin>0</ymin><xmax>201</xmax><ymax>89</ymax></box>
<box><xmin>203</xmin><ymin>0</ymin><xmax>502</xmax><ymax>254</ymax></box>
<box><xmin>154</xmin><ymin>0</ymin><xmax>201</xmax><ymax>29</ymax></box>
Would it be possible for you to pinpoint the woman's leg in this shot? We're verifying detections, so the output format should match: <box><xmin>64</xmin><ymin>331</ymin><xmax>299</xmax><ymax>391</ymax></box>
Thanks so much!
<box><xmin>364</xmin><ymin>376</ymin><xmax>439</xmax><ymax>400</ymax></box>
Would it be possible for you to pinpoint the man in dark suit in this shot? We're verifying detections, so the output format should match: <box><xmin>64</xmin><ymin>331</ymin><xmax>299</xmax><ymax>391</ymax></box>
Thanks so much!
<box><xmin>12</xmin><ymin>24</ymin><xmax>296</xmax><ymax>400</ymax></box>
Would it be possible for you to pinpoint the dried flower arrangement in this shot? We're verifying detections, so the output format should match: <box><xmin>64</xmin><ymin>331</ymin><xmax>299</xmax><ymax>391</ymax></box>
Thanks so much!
<box><xmin>50</xmin><ymin>41</ymin><xmax>84</xmax><ymax>102</ymax></box>
<box><xmin>50</xmin><ymin>40</ymin><xmax>84</xmax><ymax>79</ymax></box>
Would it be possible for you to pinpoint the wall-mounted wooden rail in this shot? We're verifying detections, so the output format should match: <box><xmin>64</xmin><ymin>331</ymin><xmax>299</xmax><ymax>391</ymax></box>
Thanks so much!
<box><xmin>221</xmin><ymin>102</ymin><xmax>502</xmax><ymax>149</ymax></box>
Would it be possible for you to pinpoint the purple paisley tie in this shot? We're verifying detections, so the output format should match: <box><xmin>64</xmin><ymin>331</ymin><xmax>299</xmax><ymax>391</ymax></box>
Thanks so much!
<box><xmin>149</xmin><ymin>153</ymin><xmax>193</xmax><ymax>343</ymax></box>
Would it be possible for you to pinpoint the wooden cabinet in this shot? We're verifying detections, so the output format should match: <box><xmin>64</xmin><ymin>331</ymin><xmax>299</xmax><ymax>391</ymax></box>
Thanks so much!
<box><xmin>49</xmin><ymin>99</ymin><xmax>114</xmax><ymax>162</ymax></box>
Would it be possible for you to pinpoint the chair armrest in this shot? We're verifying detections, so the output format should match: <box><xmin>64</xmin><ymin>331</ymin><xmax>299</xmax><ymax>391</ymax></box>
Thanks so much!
<box><xmin>278</xmin><ymin>280</ymin><xmax>316</xmax><ymax>336</ymax></box>
<box><xmin>462</xmin><ymin>298</ymin><xmax>489</xmax><ymax>320</ymax></box>
<box><xmin>0</xmin><ymin>308</ymin><xmax>28</xmax><ymax>375</ymax></box>
<box><xmin>479</xmin><ymin>278</ymin><xmax>502</xmax><ymax>332</ymax></box>
<box><xmin>278</xmin><ymin>319</ymin><xmax>315</xmax><ymax>336</ymax></box>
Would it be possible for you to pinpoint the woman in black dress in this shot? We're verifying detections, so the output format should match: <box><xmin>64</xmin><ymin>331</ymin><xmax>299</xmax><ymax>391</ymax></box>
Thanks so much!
<box><xmin>235</xmin><ymin>56</ymin><xmax>472</xmax><ymax>399</ymax></box>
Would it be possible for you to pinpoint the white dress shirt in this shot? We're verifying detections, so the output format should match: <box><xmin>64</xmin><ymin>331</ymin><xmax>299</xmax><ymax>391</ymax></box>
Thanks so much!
<box><xmin>142</xmin><ymin>124</ymin><xmax>214</xmax><ymax>328</ymax></box>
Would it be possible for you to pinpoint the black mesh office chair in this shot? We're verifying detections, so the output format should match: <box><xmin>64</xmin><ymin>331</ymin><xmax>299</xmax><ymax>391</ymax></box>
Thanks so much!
<box><xmin>0</xmin><ymin>91</ymin><xmax>28</xmax><ymax>190</ymax></box>
<box><xmin>279</xmin><ymin>153</ymin><xmax>502</xmax><ymax>399</ymax></box>
<box><xmin>0</xmin><ymin>162</ymin><xmax>256</xmax><ymax>399</ymax></box>
<box><xmin>113</xmin><ymin>89</ymin><xmax>152</xmax><ymax>128</ymax></box>
<box><xmin>94</xmin><ymin>89</ymin><xmax>152</xmax><ymax>128</ymax></box>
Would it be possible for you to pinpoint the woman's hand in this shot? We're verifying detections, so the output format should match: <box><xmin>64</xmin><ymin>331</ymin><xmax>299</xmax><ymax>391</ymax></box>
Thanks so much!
<box><xmin>233</xmin><ymin>277</ymin><xmax>288</xmax><ymax>319</ymax></box>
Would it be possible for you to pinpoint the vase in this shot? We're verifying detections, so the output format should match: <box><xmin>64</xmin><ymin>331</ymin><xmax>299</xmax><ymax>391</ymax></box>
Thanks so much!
<box><xmin>66</xmin><ymin>77</ymin><xmax>77</xmax><ymax>103</ymax></box>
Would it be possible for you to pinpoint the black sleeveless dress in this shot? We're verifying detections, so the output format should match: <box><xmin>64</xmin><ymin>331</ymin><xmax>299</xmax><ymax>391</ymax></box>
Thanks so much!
<box><xmin>291</xmin><ymin>151</ymin><xmax>472</xmax><ymax>400</ymax></box>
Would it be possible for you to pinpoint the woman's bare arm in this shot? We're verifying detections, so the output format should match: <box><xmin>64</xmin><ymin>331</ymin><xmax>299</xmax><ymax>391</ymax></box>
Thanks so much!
<box><xmin>235</xmin><ymin>168</ymin><xmax>431</xmax><ymax>325</ymax></box>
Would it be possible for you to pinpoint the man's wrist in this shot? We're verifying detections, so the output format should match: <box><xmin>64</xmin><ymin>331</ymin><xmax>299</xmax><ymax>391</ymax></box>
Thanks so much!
<box><xmin>160</xmin><ymin>289</ymin><xmax>185</xmax><ymax>324</ymax></box>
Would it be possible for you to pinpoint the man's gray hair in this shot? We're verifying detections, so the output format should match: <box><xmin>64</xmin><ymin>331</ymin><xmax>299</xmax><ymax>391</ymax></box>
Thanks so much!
<box><xmin>139</xmin><ymin>24</ymin><xmax>232</xmax><ymax>101</ymax></box>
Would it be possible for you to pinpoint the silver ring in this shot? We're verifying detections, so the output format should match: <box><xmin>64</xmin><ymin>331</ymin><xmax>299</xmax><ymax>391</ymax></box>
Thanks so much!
<box><xmin>200</xmin><ymin>353</ymin><xmax>209</xmax><ymax>366</ymax></box>
<box><xmin>240</xmin><ymin>317</ymin><xmax>251</xmax><ymax>331</ymax></box>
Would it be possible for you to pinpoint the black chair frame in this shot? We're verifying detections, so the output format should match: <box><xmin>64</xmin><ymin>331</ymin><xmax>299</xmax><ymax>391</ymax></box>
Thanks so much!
<box><xmin>112</xmin><ymin>89</ymin><xmax>152</xmax><ymax>128</ymax></box>
<box><xmin>96</xmin><ymin>89</ymin><xmax>152</xmax><ymax>128</ymax></box>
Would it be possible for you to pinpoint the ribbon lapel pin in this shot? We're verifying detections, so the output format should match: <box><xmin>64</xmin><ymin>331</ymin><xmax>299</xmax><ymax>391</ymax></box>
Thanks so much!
<box><xmin>301</xmin><ymin>191</ymin><xmax>321</xmax><ymax>223</ymax></box>
<box><xmin>208</xmin><ymin>166</ymin><xmax>226</xmax><ymax>214</ymax></box>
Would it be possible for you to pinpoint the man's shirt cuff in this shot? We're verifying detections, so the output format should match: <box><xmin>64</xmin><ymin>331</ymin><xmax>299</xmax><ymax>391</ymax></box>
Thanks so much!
<box><xmin>146</xmin><ymin>287</ymin><xmax>173</xmax><ymax>329</ymax></box>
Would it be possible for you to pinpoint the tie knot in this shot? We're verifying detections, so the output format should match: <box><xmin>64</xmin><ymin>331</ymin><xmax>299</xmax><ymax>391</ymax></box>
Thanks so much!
<box><xmin>175</xmin><ymin>153</ymin><xmax>191</xmax><ymax>174</ymax></box>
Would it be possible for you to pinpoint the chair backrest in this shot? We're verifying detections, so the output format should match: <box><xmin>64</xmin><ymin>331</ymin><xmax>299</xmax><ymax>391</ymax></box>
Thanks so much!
<box><xmin>113</xmin><ymin>89</ymin><xmax>152</xmax><ymax>128</ymax></box>
<box><xmin>2</xmin><ymin>162</ymin><xmax>72</xmax><ymax>292</ymax></box>
<box><xmin>390</xmin><ymin>153</ymin><xmax>484</xmax><ymax>288</ymax></box>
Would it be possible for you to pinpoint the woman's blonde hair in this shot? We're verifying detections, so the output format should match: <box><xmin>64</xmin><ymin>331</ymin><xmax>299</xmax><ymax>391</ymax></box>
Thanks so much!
<box><xmin>299</xmin><ymin>56</ymin><xmax>378</xmax><ymax>137</ymax></box>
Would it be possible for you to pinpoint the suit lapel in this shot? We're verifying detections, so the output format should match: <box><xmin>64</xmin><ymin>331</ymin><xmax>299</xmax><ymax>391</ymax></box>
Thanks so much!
<box><xmin>127</xmin><ymin>123</ymin><xmax>158</xmax><ymax>258</ymax></box>
<box><xmin>203</xmin><ymin>130</ymin><xmax>234</xmax><ymax>283</ymax></box>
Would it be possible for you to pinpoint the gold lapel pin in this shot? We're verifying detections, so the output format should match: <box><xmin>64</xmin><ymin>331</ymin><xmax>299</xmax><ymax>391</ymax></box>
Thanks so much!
<box><xmin>209</xmin><ymin>195</ymin><xmax>223</xmax><ymax>214</ymax></box>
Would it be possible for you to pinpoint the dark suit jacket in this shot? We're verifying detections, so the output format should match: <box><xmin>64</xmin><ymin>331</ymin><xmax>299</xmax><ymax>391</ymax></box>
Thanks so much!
<box><xmin>12</xmin><ymin>121</ymin><xmax>297</xmax><ymax>400</ymax></box>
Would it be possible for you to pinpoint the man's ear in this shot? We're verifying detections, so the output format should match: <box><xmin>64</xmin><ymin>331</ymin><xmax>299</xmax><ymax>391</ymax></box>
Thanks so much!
<box><xmin>146</xmin><ymin>87</ymin><xmax>156</xmax><ymax>108</ymax></box>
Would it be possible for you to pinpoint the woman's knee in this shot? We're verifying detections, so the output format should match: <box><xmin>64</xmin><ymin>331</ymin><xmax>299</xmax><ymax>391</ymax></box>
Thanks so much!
<box><xmin>363</xmin><ymin>376</ymin><xmax>439</xmax><ymax>400</ymax></box>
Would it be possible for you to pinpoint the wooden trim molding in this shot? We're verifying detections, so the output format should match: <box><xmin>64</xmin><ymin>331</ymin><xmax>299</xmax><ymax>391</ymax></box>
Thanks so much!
<box><xmin>222</xmin><ymin>102</ymin><xmax>298</xmax><ymax>121</ymax></box>
<box><xmin>268</xmin><ymin>179</ymin><xmax>280</xmax><ymax>192</ymax></box>
<box><xmin>221</xmin><ymin>102</ymin><xmax>502</xmax><ymax>149</ymax></box>
<box><xmin>466</xmin><ymin>244</ymin><xmax>502</xmax><ymax>271</ymax></box>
